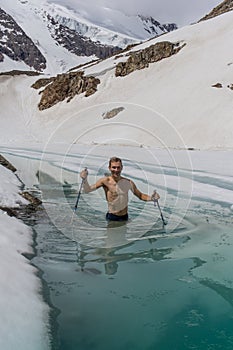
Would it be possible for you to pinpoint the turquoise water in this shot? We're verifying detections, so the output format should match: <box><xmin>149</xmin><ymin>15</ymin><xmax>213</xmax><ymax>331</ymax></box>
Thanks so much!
<box><xmin>32</xmin><ymin>189</ymin><xmax>233</xmax><ymax>350</ymax></box>
<box><xmin>3</xmin><ymin>148</ymin><xmax>233</xmax><ymax>350</ymax></box>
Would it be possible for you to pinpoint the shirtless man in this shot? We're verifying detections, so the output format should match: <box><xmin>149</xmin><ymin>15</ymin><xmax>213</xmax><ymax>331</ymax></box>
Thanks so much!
<box><xmin>80</xmin><ymin>156</ymin><xmax>160</xmax><ymax>221</ymax></box>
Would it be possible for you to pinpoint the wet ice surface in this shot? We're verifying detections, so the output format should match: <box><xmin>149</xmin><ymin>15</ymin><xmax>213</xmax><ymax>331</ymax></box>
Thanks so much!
<box><xmin>3</xmin><ymin>146</ymin><xmax>233</xmax><ymax>350</ymax></box>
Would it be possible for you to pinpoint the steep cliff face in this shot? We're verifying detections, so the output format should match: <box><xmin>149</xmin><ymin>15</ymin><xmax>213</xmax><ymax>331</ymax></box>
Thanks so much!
<box><xmin>0</xmin><ymin>8</ymin><xmax>46</xmax><ymax>71</ymax></box>
<box><xmin>46</xmin><ymin>14</ymin><xmax>121</xmax><ymax>59</ymax></box>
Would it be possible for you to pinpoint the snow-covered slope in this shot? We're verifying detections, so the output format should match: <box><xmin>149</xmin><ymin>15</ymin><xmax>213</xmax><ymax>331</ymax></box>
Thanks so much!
<box><xmin>0</xmin><ymin>9</ymin><xmax>233</xmax><ymax>150</ymax></box>
<box><xmin>0</xmin><ymin>0</ymin><xmax>177</xmax><ymax>74</ymax></box>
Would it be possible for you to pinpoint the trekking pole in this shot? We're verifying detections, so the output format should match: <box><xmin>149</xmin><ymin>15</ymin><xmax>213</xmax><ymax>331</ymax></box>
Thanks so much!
<box><xmin>71</xmin><ymin>168</ymin><xmax>87</xmax><ymax>223</ymax></box>
<box><xmin>153</xmin><ymin>190</ymin><xmax>167</xmax><ymax>228</ymax></box>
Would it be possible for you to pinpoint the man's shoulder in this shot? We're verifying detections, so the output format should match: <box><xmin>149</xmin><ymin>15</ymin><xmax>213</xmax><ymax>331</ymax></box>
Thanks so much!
<box><xmin>122</xmin><ymin>177</ymin><xmax>135</xmax><ymax>184</ymax></box>
<box><xmin>120</xmin><ymin>176</ymin><xmax>131</xmax><ymax>182</ymax></box>
<box><xmin>120</xmin><ymin>177</ymin><xmax>134</xmax><ymax>189</ymax></box>
<box><xmin>95</xmin><ymin>176</ymin><xmax>108</xmax><ymax>185</ymax></box>
<box><xmin>100</xmin><ymin>176</ymin><xmax>111</xmax><ymax>185</ymax></box>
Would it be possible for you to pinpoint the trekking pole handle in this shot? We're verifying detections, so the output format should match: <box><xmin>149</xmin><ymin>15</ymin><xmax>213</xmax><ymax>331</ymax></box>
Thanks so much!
<box><xmin>152</xmin><ymin>190</ymin><xmax>158</xmax><ymax>205</ymax></box>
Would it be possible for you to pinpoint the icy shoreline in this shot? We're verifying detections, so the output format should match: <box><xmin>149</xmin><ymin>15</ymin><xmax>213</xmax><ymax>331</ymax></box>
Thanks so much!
<box><xmin>0</xmin><ymin>163</ymin><xmax>51</xmax><ymax>350</ymax></box>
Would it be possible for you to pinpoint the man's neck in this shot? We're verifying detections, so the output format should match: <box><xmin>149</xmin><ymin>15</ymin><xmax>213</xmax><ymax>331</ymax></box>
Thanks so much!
<box><xmin>111</xmin><ymin>175</ymin><xmax>122</xmax><ymax>183</ymax></box>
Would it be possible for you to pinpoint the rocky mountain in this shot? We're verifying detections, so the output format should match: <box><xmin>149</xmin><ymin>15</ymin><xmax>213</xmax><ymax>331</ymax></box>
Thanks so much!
<box><xmin>54</xmin><ymin>11</ymin><xmax>177</xmax><ymax>47</ymax></box>
<box><xmin>0</xmin><ymin>3</ymin><xmax>122</xmax><ymax>72</ymax></box>
<box><xmin>138</xmin><ymin>15</ymin><xmax>177</xmax><ymax>36</ymax></box>
<box><xmin>46</xmin><ymin>13</ymin><xmax>121</xmax><ymax>59</ymax></box>
<box><xmin>0</xmin><ymin>0</ymin><xmax>177</xmax><ymax>74</ymax></box>
<box><xmin>0</xmin><ymin>8</ymin><xmax>46</xmax><ymax>71</ymax></box>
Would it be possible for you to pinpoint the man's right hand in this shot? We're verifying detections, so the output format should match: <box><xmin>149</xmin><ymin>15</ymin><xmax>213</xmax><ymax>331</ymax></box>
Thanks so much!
<box><xmin>80</xmin><ymin>168</ymin><xmax>88</xmax><ymax>180</ymax></box>
<box><xmin>151</xmin><ymin>190</ymin><xmax>160</xmax><ymax>201</ymax></box>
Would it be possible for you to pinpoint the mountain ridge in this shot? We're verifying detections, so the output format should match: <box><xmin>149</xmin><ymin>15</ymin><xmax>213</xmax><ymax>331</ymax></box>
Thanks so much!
<box><xmin>0</xmin><ymin>0</ymin><xmax>177</xmax><ymax>74</ymax></box>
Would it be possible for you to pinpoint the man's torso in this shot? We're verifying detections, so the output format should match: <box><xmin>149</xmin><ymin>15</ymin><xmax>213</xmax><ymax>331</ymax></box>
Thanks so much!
<box><xmin>103</xmin><ymin>177</ymin><xmax>132</xmax><ymax>215</ymax></box>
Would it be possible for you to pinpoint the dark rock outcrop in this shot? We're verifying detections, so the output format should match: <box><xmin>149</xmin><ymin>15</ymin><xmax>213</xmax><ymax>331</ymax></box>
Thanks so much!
<box><xmin>199</xmin><ymin>0</ymin><xmax>233</xmax><ymax>22</ymax></box>
<box><xmin>115</xmin><ymin>41</ymin><xmax>185</xmax><ymax>77</ymax></box>
<box><xmin>0</xmin><ymin>154</ymin><xmax>42</xmax><ymax>217</ymax></box>
<box><xmin>20</xmin><ymin>191</ymin><xmax>42</xmax><ymax>206</ymax></box>
<box><xmin>31</xmin><ymin>77</ymin><xmax>55</xmax><ymax>89</ymax></box>
<box><xmin>0</xmin><ymin>70</ymin><xmax>40</xmax><ymax>77</ymax></box>
<box><xmin>0</xmin><ymin>206</ymin><xmax>18</xmax><ymax>217</ymax></box>
<box><xmin>0</xmin><ymin>154</ymin><xmax>17</xmax><ymax>172</ymax></box>
<box><xmin>212</xmin><ymin>83</ymin><xmax>223</xmax><ymax>88</ymax></box>
<box><xmin>32</xmin><ymin>71</ymin><xmax>100</xmax><ymax>110</ymax></box>
<box><xmin>102</xmin><ymin>107</ymin><xmax>125</xmax><ymax>119</ymax></box>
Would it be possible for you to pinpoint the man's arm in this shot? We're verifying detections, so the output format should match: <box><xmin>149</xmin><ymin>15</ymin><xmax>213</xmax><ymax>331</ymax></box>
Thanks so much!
<box><xmin>130</xmin><ymin>180</ymin><xmax>160</xmax><ymax>201</ymax></box>
<box><xmin>80</xmin><ymin>168</ymin><xmax>105</xmax><ymax>193</ymax></box>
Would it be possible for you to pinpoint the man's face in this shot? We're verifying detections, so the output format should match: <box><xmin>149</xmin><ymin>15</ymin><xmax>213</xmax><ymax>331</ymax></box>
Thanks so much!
<box><xmin>109</xmin><ymin>161</ymin><xmax>122</xmax><ymax>179</ymax></box>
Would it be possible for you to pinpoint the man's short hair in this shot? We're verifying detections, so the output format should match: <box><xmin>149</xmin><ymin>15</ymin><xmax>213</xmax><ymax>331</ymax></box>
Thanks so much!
<box><xmin>109</xmin><ymin>157</ymin><xmax>122</xmax><ymax>167</ymax></box>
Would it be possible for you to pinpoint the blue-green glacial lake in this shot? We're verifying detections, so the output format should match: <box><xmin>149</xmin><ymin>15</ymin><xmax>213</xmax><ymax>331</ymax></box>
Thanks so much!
<box><xmin>3</xmin><ymin>147</ymin><xmax>233</xmax><ymax>350</ymax></box>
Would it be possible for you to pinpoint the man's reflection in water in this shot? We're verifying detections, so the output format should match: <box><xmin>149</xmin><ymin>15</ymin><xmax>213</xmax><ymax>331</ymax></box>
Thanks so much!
<box><xmin>104</xmin><ymin>219</ymin><xmax>128</xmax><ymax>249</ymax></box>
<box><xmin>76</xmin><ymin>221</ymin><xmax>172</xmax><ymax>276</ymax></box>
<box><xmin>82</xmin><ymin>220</ymin><xmax>128</xmax><ymax>275</ymax></box>
<box><xmin>104</xmin><ymin>261</ymin><xmax>119</xmax><ymax>275</ymax></box>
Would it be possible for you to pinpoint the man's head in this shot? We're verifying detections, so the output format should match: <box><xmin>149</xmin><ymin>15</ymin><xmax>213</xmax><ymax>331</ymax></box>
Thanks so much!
<box><xmin>108</xmin><ymin>157</ymin><xmax>122</xmax><ymax>168</ymax></box>
<box><xmin>108</xmin><ymin>157</ymin><xmax>123</xmax><ymax>179</ymax></box>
